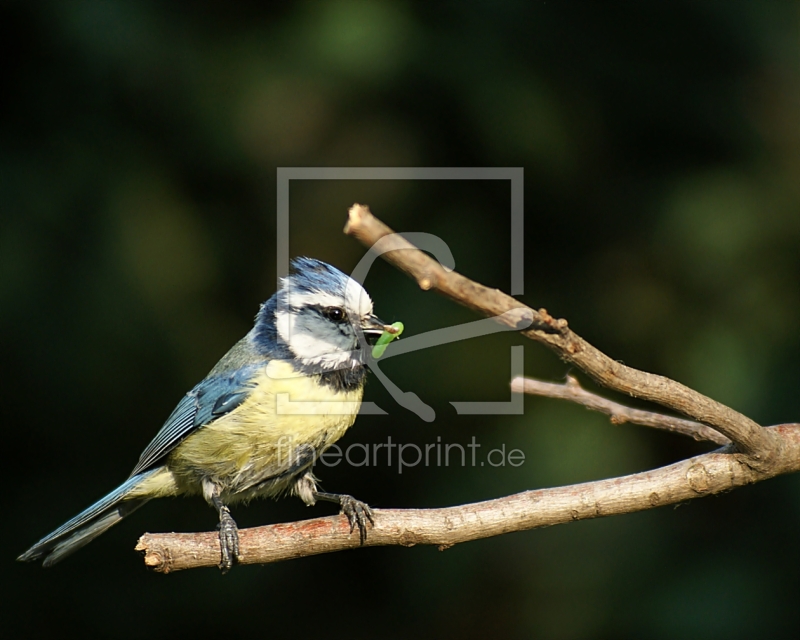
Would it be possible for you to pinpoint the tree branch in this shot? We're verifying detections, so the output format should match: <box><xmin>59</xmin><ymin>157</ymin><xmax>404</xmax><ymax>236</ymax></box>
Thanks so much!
<box><xmin>136</xmin><ymin>424</ymin><xmax>800</xmax><ymax>572</ymax></box>
<box><xmin>511</xmin><ymin>375</ymin><xmax>730</xmax><ymax>445</ymax></box>
<box><xmin>136</xmin><ymin>204</ymin><xmax>794</xmax><ymax>573</ymax></box>
<box><xmin>343</xmin><ymin>204</ymin><xmax>780</xmax><ymax>466</ymax></box>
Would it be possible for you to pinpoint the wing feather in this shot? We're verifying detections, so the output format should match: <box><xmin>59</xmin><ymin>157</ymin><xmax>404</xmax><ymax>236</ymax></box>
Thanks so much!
<box><xmin>128</xmin><ymin>366</ymin><xmax>259</xmax><ymax>478</ymax></box>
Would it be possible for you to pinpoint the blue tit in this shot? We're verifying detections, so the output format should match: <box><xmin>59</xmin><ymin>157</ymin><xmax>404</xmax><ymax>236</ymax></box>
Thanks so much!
<box><xmin>19</xmin><ymin>257</ymin><xmax>393</xmax><ymax>571</ymax></box>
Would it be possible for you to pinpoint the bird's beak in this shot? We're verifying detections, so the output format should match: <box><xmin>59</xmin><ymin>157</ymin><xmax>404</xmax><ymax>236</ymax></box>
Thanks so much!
<box><xmin>360</xmin><ymin>314</ymin><xmax>395</xmax><ymax>345</ymax></box>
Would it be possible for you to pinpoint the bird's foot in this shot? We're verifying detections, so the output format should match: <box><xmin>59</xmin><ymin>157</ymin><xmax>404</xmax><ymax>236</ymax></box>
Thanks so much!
<box><xmin>216</xmin><ymin>506</ymin><xmax>240</xmax><ymax>573</ymax></box>
<box><xmin>313</xmin><ymin>491</ymin><xmax>374</xmax><ymax>544</ymax></box>
<box><xmin>338</xmin><ymin>494</ymin><xmax>374</xmax><ymax>545</ymax></box>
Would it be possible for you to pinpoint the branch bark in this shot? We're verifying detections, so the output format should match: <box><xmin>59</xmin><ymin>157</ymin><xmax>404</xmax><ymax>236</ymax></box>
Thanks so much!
<box><xmin>137</xmin><ymin>424</ymin><xmax>800</xmax><ymax>572</ymax></box>
<box><xmin>343</xmin><ymin>204</ymin><xmax>779</xmax><ymax>465</ymax></box>
<box><xmin>136</xmin><ymin>204</ymin><xmax>795</xmax><ymax>573</ymax></box>
<box><xmin>511</xmin><ymin>375</ymin><xmax>730</xmax><ymax>445</ymax></box>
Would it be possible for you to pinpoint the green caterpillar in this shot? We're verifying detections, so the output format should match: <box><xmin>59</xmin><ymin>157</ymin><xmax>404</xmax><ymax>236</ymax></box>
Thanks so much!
<box><xmin>372</xmin><ymin>321</ymin><xmax>404</xmax><ymax>359</ymax></box>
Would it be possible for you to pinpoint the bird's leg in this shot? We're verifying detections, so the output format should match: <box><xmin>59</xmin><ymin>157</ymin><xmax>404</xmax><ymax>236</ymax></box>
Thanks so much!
<box><xmin>213</xmin><ymin>496</ymin><xmax>239</xmax><ymax>573</ymax></box>
<box><xmin>204</xmin><ymin>481</ymin><xmax>239</xmax><ymax>573</ymax></box>
<box><xmin>291</xmin><ymin>471</ymin><xmax>374</xmax><ymax>544</ymax></box>
<box><xmin>314</xmin><ymin>491</ymin><xmax>374</xmax><ymax>544</ymax></box>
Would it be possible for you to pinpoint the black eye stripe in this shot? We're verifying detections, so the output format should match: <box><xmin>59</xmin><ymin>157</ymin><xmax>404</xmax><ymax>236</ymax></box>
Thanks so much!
<box><xmin>309</xmin><ymin>305</ymin><xmax>348</xmax><ymax>323</ymax></box>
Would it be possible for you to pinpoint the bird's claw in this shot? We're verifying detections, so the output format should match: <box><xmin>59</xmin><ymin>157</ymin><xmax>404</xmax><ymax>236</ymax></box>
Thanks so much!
<box><xmin>217</xmin><ymin>506</ymin><xmax>240</xmax><ymax>573</ymax></box>
<box><xmin>339</xmin><ymin>494</ymin><xmax>374</xmax><ymax>545</ymax></box>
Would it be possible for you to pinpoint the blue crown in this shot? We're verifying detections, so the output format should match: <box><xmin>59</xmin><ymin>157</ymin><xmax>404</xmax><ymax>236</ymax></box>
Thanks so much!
<box><xmin>287</xmin><ymin>257</ymin><xmax>352</xmax><ymax>296</ymax></box>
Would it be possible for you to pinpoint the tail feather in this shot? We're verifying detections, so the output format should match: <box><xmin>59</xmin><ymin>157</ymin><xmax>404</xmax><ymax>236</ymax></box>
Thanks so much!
<box><xmin>18</xmin><ymin>469</ymin><xmax>158</xmax><ymax>566</ymax></box>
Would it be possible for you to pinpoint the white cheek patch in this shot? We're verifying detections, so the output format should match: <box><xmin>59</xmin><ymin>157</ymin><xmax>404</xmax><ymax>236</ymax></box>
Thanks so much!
<box><xmin>274</xmin><ymin>271</ymin><xmax>374</xmax><ymax>370</ymax></box>
<box><xmin>276</xmin><ymin>308</ymin><xmax>358</xmax><ymax>370</ymax></box>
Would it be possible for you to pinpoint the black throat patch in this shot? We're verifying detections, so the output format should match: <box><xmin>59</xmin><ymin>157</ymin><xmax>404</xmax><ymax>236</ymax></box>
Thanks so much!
<box><xmin>316</xmin><ymin>365</ymin><xmax>368</xmax><ymax>392</ymax></box>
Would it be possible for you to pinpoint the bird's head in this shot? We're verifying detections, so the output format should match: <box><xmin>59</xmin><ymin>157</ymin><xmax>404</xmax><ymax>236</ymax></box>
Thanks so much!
<box><xmin>267</xmin><ymin>257</ymin><xmax>391</xmax><ymax>371</ymax></box>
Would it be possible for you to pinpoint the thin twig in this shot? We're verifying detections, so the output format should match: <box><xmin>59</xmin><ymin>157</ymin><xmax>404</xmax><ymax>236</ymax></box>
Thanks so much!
<box><xmin>343</xmin><ymin>204</ymin><xmax>779</xmax><ymax>467</ymax></box>
<box><xmin>511</xmin><ymin>375</ymin><xmax>730</xmax><ymax>445</ymax></box>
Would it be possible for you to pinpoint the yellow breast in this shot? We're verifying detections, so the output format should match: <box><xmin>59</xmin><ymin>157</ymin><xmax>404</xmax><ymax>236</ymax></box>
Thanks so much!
<box><xmin>168</xmin><ymin>359</ymin><xmax>364</xmax><ymax>497</ymax></box>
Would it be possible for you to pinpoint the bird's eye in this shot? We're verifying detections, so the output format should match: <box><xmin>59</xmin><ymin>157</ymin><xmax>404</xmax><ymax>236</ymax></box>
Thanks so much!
<box><xmin>323</xmin><ymin>307</ymin><xmax>347</xmax><ymax>323</ymax></box>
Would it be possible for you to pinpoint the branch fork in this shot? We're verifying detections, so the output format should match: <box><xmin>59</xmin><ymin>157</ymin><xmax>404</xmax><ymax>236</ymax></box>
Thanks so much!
<box><xmin>135</xmin><ymin>204</ymin><xmax>797</xmax><ymax>572</ymax></box>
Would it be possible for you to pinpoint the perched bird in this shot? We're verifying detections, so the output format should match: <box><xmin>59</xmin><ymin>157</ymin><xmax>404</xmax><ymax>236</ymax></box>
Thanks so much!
<box><xmin>19</xmin><ymin>257</ymin><xmax>395</xmax><ymax>571</ymax></box>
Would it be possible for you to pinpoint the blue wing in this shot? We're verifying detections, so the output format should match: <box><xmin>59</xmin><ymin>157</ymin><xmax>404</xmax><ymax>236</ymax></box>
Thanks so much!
<box><xmin>128</xmin><ymin>364</ymin><xmax>260</xmax><ymax>478</ymax></box>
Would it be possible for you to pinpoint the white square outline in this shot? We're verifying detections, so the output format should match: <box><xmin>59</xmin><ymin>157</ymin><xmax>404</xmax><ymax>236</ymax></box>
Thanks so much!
<box><xmin>276</xmin><ymin>167</ymin><xmax>524</xmax><ymax>415</ymax></box>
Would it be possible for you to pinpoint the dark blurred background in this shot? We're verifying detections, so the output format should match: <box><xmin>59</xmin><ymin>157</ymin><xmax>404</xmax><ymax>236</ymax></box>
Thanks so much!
<box><xmin>3</xmin><ymin>1</ymin><xmax>800</xmax><ymax>638</ymax></box>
